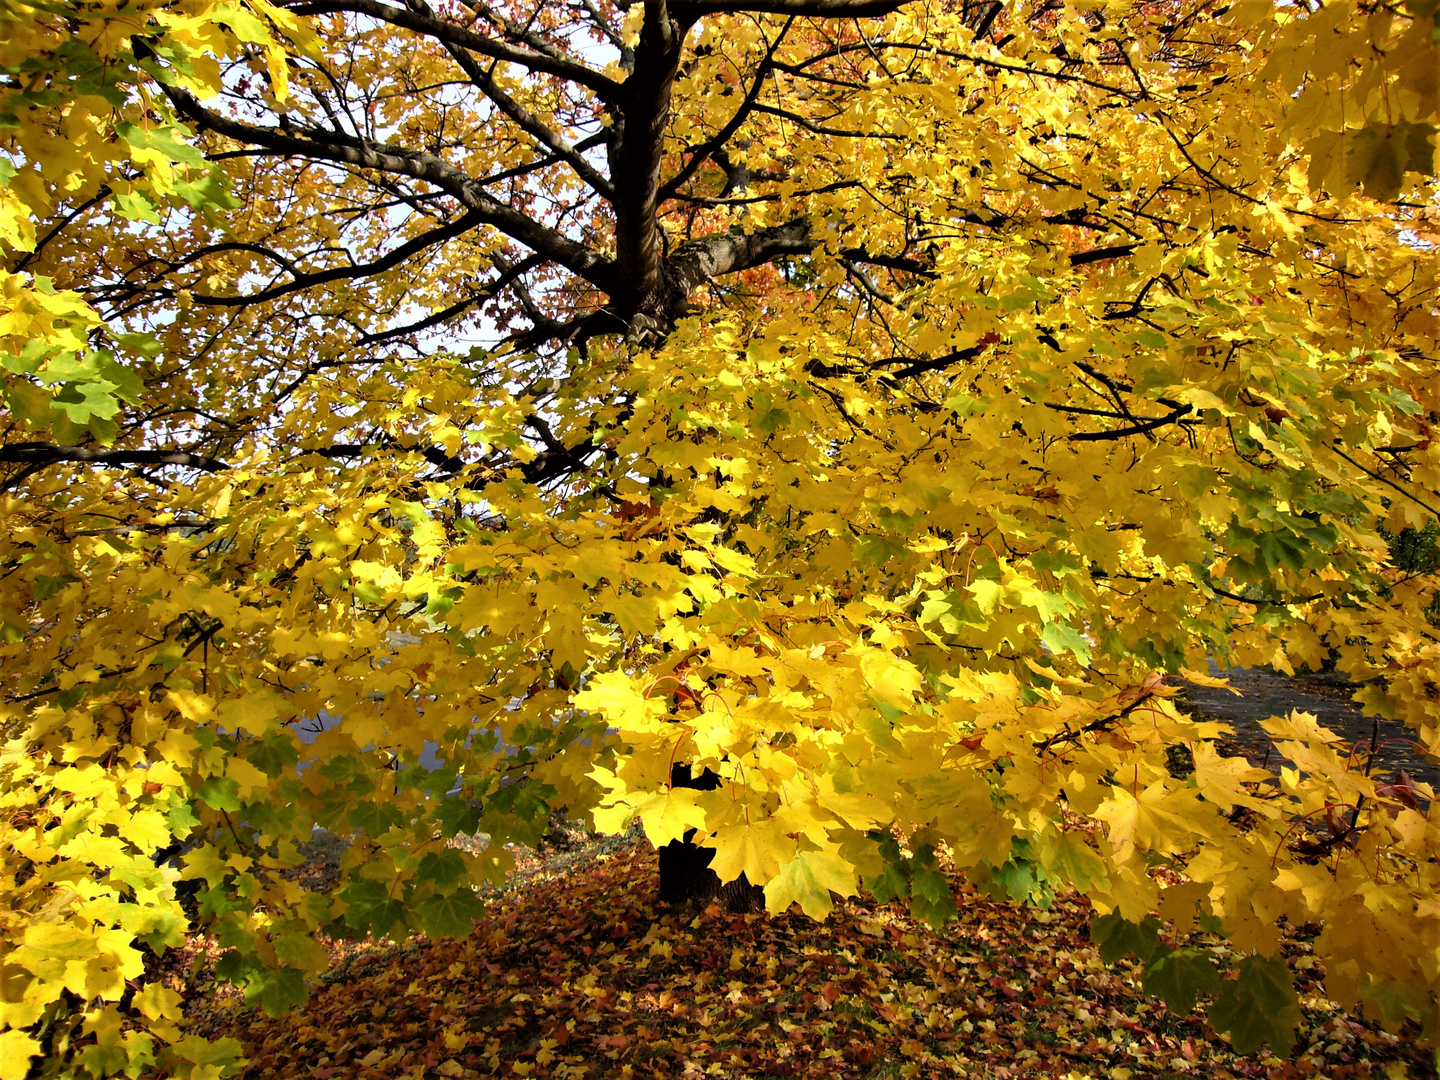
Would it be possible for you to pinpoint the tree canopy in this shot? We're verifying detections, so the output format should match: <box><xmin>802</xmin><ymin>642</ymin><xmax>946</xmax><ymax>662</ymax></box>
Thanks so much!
<box><xmin>2</xmin><ymin>0</ymin><xmax>1439</xmax><ymax>1074</ymax></box>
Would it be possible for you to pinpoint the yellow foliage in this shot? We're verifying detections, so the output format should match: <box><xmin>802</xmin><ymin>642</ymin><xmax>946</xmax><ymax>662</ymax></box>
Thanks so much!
<box><xmin>3</xmin><ymin>0</ymin><xmax>1440</xmax><ymax>1071</ymax></box>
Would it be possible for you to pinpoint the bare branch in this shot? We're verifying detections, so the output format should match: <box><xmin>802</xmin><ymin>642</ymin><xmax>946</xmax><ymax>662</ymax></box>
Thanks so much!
<box><xmin>750</xmin><ymin>102</ymin><xmax>904</xmax><ymax>139</ymax></box>
<box><xmin>160</xmin><ymin>85</ymin><xmax>621</xmax><ymax>293</ymax></box>
<box><xmin>283</xmin><ymin>0</ymin><xmax>623</xmax><ymax>98</ymax></box>
<box><xmin>415</xmin><ymin>0</ymin><xmax>616</xmax><ymax>200</ymax></box>
<box><xmin>188</xmin><ymin>209</ymin><xmax>487</xmax><ymax>306</ymax></box>
<box><xmin>657</xmin><ymin>18</ymin><xmax>793</xmax><ymax>203</ymax></box>
<box><xmin>356</xmin><ymin>254</ymin><xmax>544</xmax><ymax>347</ymax></box>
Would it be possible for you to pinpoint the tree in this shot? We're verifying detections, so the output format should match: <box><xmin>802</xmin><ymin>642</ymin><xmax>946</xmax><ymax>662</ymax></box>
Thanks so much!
<box><xmin>2</xmin><ymin>0</ymin><xmax>1439</xmax><ymax>1073</ymax></box>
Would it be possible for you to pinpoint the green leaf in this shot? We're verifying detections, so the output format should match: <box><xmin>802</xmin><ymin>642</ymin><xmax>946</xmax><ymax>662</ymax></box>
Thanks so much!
<box><xmin>763</xmin><ymin>849</ymin><xmax>857</xmax><ymax>920</ymax></box>
<box><xmin>1091</xmin><ymin>913</ymin><xmax>1163</xmax><ymax>964</ymax></box>
<box><xmin>2</xmin><ymin>378</ymin><xmax>53</xmax><ymax>426</ymax></box>
<box><xmin>338</xmin><ymin>879</ymin><xmax>408</xmax><ymax>938</ymax></box>
<box><xmin>1029</xmin><ymin>550</ymin><xmax>1084</xmax><ymax>577</ymax></box>
<box><xmin>195</xmin><ymin>777</ymin><xmax>241</xmax><ymax>812</ymax></box>
<box><xmin>908</xmin><ymin>864</ymin><xmax>958</xmax><ymax>928</ymax></box>
<box><xmin>173</xmin><ymin>172</ymin><xmax>242</xmax><ymax>211</ymax></box>
<box><xmin>96</xmin><ymin>352</ymin><xmax>145</xmax><ymax>403</ymax></box>
<box><xmin>435</xmin><ymin>796</ymin><xmax>483</xmax><ymax>838</ymax></box>
<box><xmin>243</xmin><ymin>967</ymin><xmax>308</xmax><ymax>1018</ymax></box>
<box><xmin>78</xmin><ymin>1039</ymin><xmax>134</xmax><ymax>1078</ymax></box>
<box><xmin>1209</xmin><ymin>954</ymin><xmax>1300</xmax><ymax>1056</ymax></box>
<box><xmin>351</xmin><ymin>580</ymin><xmax>386</xmax><ymax>604</ymax></box>
<box><xmin>197</xmin><ymin>883</ymin><xmax>249</xmax><ymax>918</ymax></box>
<box><xmin>115</xmin><ymin>119</ymin><xmax>207</xmax><ymax>167</ymax></box>
<box><xmin>1041</xmin><ymin>620</ymin><xmax>1092</xmax><ymax>666</ymax></box>
<box><xmin>1347</xmin><ymin>122</ymin><xmax>1437</xmax><ymax>201</ymax></box>
<box><xmin>348</xmin><ymin>801</ymin><xmax>403</xmax><ymax>834</ymax></box>
<box><xmin>1142</xmin><ymin>946</ymin><xmax>1223</xmax><ymax>1015</ymax></box>
<box><xmin>864</xmin><ymin>860</ymin><xmax>910</xmax><ymax>904</ymax></box>
<box><xmin>165</xmin><ymin>797</ymin><xmax>200</xmax><ymax>837</ymax></box>
<box><xmin>416</xmin><ymin>889</ymin><xmax>485</xmax><ymax>939</ymax></box>
<box><xmin>112</xmin><ymin>188</ymin><xmax>161</xmax><ymax>223</ymax></box>
<box><xmin>989</xmin><ymin>858</ymin><xmax>1037</xmax><ymax>903</ymax></box>
<box><xmin>159</xmin><ymin>1035</ymin><xmax>244</xmax><ymax>1079</ymax></box>
<box><xmin>415</xmin><ymin>849</ymin><xmax>468</xmax><ymax>891</ymax></box>
<box><xmin>32</xmin><ymin>573</ymin><xmax>75</xmax><ymax>601</ymax></box>
<box><xmin>1039</xmin><ymin>832</ymin><xmax>1108</xmax><ymax>894</ymax></box>
<box><xmin>50</xmin><ymin>380</ymin><xmax>121</xmax><ymax>423</ymax></box>
<box><xmin>243</xmin><ymin>730</ymin><xmax>299</xmax><ymax>777</ymax></box>
<box><xmin>855</xmin><ymin>534</ymin><xmax>909</xmax><ymax>566</ymax></box>
<box><xmin>116</xmin><ymin>332</ymin><xmax>164</xmax><ymax>359</ymax></box>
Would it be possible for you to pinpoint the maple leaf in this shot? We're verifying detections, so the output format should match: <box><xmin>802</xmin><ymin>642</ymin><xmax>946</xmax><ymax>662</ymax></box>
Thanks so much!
<box><xmin>415</xmin><ymin>890</ymin><xmax>485</xmax><ymax>940</ymax></box>
<box><xmin>764</xmin><ymin>850</ymin><xmax>858</xmax><ymax>920</ymax></box>
<box><xmin>1191</xmin><ymin>742</ymin><xmax>1272</xmax><ymax>814</ymax></box>
<box><xmin>1142</xmin><ymin>946</ymin><xmax>1223</xmax><ymax>1015</ymax></box>
<box><xmin>1094</xmin><ymin>783</ymin><xmax>1206</xmax><ymax>861</ymax></box>
<box><xmin>1209</xmin><ymin>954</ymin><xmax>1302</xmax><ymax>1057</ymax></box>
<box><xmin>628</xmin><ymin>788</ymin><xmax>710</xmax><ymax>849</ymax></box>
<box><xmin>1091</xmin><ymin>913</ymin><xmax>1163</xmax><ymax>964</ymax></box>
<box><xmin>708</xmin><ymin>820</ymin><xmax>795</xmax><ymax>886</ymax></box>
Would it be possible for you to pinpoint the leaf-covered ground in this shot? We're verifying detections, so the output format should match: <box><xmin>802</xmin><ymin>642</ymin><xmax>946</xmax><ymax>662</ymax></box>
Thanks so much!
<box><xmin>179</xmin><ymin>835</ymin><xmax>1436</xmax><ymax>1080</ymax></box>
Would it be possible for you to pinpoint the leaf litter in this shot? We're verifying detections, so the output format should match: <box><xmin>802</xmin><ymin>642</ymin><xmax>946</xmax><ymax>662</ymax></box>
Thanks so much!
<box><xmin>180</xmin><ymin>831</ymin><xmax>1435</xmax><ymax>1080</ymax></box>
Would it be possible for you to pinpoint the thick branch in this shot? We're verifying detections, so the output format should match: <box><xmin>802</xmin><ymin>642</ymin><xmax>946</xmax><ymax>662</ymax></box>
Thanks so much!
<box><xmin>0</xmin><ymin>443</ymin><xmax>231</xmax><ymax>472</ymax></box>
<box><xmin>669</xmin><ymin>219</ymin><xmax>815</xmax><ymax>294</ymax></box>
<box><xmin>879</xmin><ymin>346</ymin><xmax>985</xmax><ymax>380</ymax></box>
<box><xmin>1063</xmin><ymin>403</ymin><xmax>1194</xmax><ymax>442</ymax></box>
<box><xmin>1070</xmin><ymin>243</ymin><xmax>1139</xmax><ymax>266</ymax></box>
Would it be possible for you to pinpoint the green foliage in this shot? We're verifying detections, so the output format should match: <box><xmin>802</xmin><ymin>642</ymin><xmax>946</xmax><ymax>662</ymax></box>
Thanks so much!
<box><xmin>1209</xmin><ymin>954</ymin><xmax>1303</xmax><ymax>1057</ymax></box>
<box><xmin>1090</xmin><ymin>914</ymin><xmax>1164</xmax><ymax>965</ymax></box>
<box><xmin>1142</xmin><ymin>946</ymin><xmax>1224</xmax><ymax>1015</ymax></box>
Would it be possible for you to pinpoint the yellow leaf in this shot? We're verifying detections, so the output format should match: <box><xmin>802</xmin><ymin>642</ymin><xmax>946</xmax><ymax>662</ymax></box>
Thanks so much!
<box><xmin>217</xmin><ymin>691</ymin><xmax>284</xmax><ymax>736</ymax></box>
<box><xmin>1179</xmin><ymin>667</ymin><xmax>1241</xmax><ymax>692</ymax></box>
<box><xmin>709</xmin><ymin>820</ymin><xmax>796</xmax><ymax>885</ymax></box>
<box><xmin>165</xmin><ymin>690</ymin><xmax>215</xmax><ymax>725</ymax></box>
<box><xmin>0</xmin><ymin>1031</ymin><xmax>40</xmax><ymax>1080</ymax></box>
<box><xmin>764</xmin><ymin>850</ymin><xmax>857</xmax><ymax>920</ymax></box>
<box><xmin>134</xmin><ymin>982</ymin><xmax>184</xmax><ymax>1023</ymax></box>
<box><xmin>115</xmin><ymin>808</ymin><xmax>171</xmax><ymax>851</ymax></box>
<box><xmin>225</xmin><ymin>757</ymin><xmax>271</xmax><ymax>798</ymax></box>
<box><xmin>1192</xmin><ymin>743</ymin><xmax>1272</xmax><ymax>814</ymax></box>
<box><xmin>857</xmin><ymin>648</ymin><xmax>923</xmax><ymax>708</ymax></box>
<box><xmin>572</xmin><ymin>672</ymin><xmax>666</xmax><ymax>732</ymax></box>
<box><xmin>1094</xmin><ymin>782</ymin><xmax>1207</xmax><ymax>860</ymax></box>
<box><xmin>966</xmin><ymin>579</ymin><xmax>1006</xmax><ymax>614</ymax></box>
<box><xmin>632</xmin><ymin>787</ymin><xmax>709</xmax><ymax>848</ymax></box>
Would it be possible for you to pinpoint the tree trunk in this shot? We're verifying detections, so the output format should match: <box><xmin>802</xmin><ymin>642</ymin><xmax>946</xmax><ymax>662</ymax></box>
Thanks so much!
<box><xmin>656</xmin><ymin>763</ymin><xmax>764</xmax><ymax>911</ymax></box>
